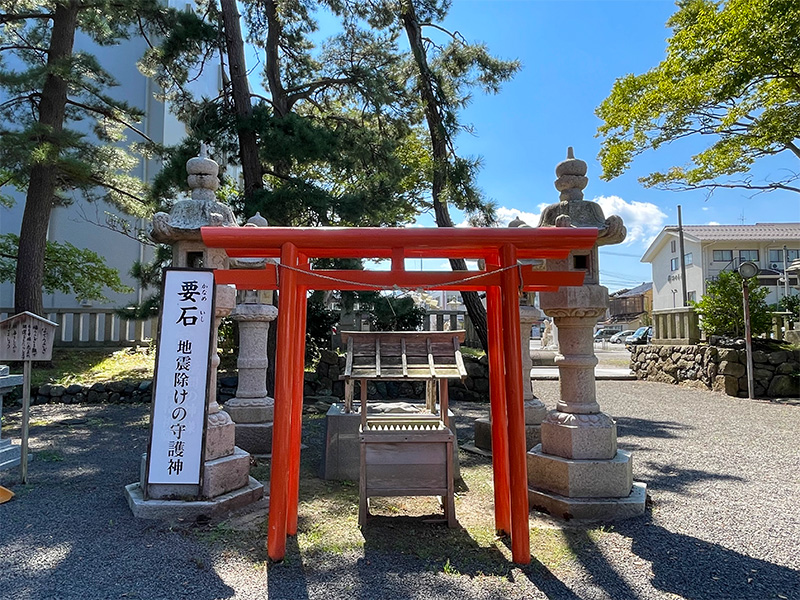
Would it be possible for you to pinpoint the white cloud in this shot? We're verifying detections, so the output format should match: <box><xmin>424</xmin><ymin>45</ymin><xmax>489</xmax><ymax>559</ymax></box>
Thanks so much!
<box><xmin>494</xmin><ymin>205</ymin><xmax>544</xmax><ymax>228</ymax></box>
<box><xmin>456</xmin><ymin>205</ymin><xmax>545</xmax><ymax>228</ymax></box>
<box><xmin>707</xmin><ymin>221</ymin><xmax>720</xmax><ymax>225</ymax></box>
<box><xmin>593</xmin><ymin>195</ymin><xmax>667</xmax><ymax>246</ymax></box>
<box><xmin>702</xmin><ymin>206</ymin><xmax>710</xmax><ymax>211</ymax></box>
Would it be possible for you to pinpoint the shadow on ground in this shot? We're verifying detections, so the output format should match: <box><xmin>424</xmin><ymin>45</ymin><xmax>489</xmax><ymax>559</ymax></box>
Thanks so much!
<box><xmin>0</xmin><ymin>405</ymin><xmax>235</xmax><ymax>600</ymax></box>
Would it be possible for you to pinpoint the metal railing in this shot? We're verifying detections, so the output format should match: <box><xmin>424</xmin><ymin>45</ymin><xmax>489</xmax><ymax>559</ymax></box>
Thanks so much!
<box><xmin>0</xmin><ymin>308</ymin><xmax>156</xmax><ymax>348</ymax></box>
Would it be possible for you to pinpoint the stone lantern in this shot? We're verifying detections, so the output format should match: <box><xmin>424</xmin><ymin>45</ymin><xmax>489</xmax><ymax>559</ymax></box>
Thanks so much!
<box><xmin>527</xmin><ymin>148</ymin><xmax>646</xmax><ymax>519</ymax></box>
<box><xmin>126</xmin><ymin>146</ymin><xmax>263</xmax><ymax>519</ymax></box>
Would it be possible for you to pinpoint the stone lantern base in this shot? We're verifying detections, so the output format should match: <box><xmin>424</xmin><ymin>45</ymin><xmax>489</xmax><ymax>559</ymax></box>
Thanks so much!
<box><xmin>528</xmin><ymin>480</ymin><xmax>647</xmax><ymax>521</ymax></box>
<box><xmin>526</xmin><ymin>413</ymin><xmax>646</xmax><ymax>521</ymax></box>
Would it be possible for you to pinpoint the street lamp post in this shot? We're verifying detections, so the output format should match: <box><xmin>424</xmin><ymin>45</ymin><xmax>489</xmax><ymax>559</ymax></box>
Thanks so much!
<box><xmin>738</xmin><ymin>261</ymin><xmax>759</xmax><ymax>399</ymax></box>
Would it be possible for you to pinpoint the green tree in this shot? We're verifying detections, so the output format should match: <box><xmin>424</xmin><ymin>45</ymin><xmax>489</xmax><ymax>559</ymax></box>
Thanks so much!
<box><xmin>341</xmin><ymin>0</ymin><xmax>520</xmax><ymax>350</ymax></box>
<box><xmin>146</xmin><ymin>0</ymin><xmax>428</xmax><ymax>228</ymax></box>
<box><xmin>358</xmin><ymin>291</ymin><xmax>425</xmax><ymax>332</ymax></box>
<box><xmin>0</xmin><ymin>233</ymin><xmax>132</xmax><ymax>303</ymax></box>
<box><xmin>692</xmin><ymin>270</ymin><xmax>772</xmax><ymax>338</ymax></box>
<box><xmin>778</xmin><ymin>294</ymin><xmax>800</xmax><ymax>324</ymax></box>
<box><xmin>596</xmin><ymin>0</ymin><xmax>800</xmax><ymax>196</ymax></box>
<box><xmin>0</xmin><ymin>0</ymin><xmax>179</xmax><ymax>315</ymax></box>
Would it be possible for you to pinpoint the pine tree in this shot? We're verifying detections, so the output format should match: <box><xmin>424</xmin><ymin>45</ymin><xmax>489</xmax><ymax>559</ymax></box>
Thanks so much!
<box><xmin>340</xmin><ymin>0</ymin><xmax>520</xmax><ymax>349</ymax></box>
<box><xmin>0</xmin><ymin>0</ymin><xmax>175</xmax><ymax>315</ymax></box>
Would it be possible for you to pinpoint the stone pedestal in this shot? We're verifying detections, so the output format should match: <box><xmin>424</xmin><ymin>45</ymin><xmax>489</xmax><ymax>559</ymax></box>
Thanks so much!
<box><xmin>225</xmin><ymin>301</ymin><xmax>278</xmax><ymax>455</ymax></box>
<box><xmin>528</xmin><ymin>288</ymin><xmax>645</xmax><ymax>520</ymax></box>
<box><xmin>474</xmin><ymin>304</ymin><xmax>547</xmax><ymax>453</ymax></box>
<box><xmin>0</xmin><ymin>366</ymin><xmax>23</xmax><ymax>471</ymax></box>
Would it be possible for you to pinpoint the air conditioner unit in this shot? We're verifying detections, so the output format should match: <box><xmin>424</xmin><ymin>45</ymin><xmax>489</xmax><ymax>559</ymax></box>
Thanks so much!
<box><xmin>770</xmin><ymin>263</ymin><xmax>781</xmax><ymax>270</ymax></box>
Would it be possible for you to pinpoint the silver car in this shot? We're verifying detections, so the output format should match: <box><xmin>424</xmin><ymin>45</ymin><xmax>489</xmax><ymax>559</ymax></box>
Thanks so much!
<box><xmin>609</xmin><ymin>330</ymin><xmax>635</xmax><ymax>343</ymax></box>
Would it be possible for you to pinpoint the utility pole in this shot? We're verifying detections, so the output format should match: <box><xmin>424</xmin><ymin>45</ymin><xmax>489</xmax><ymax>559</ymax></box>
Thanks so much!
<box><xmin>677</xmin><ymin>205</ymin><xmax>688</xmax><ymax>306</ymax></box>
<box><xmin>784</xmin><ymin>245</ymin><xmax>790</xmax><ymax>299</ymax></box>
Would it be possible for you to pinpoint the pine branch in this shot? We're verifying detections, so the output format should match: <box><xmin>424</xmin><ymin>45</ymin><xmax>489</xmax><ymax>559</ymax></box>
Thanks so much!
<box><xmin>64</xmin><ymin>98</ymin><xmax>154</xmax><ymax>143</ymax></box>
<box><xmin>0</xmin><ymin>13</ymin><xmax>53</xmax><ymax>24</ymax></box>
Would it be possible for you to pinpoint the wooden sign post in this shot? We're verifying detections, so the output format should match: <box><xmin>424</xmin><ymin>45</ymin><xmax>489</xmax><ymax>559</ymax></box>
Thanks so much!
<box><xmin>0</xmin><ymin>312</ymin><xmax>58</xmax><ymax>483</ymax></box>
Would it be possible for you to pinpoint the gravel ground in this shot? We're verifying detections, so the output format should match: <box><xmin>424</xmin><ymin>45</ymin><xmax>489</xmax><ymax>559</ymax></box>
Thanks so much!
<box><xmin>1</xmin><ymin>380</ymin><xmax>799</xmax><ymax>600</ymax></box>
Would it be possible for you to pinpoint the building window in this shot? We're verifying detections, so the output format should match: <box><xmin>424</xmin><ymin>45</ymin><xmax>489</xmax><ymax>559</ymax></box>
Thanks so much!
<box><xmin>687</xmin><ymin>291</ymin><xmax>696</xmax><ymax>303</ymax></box>
<box><xmin>685</xmin><ymin>253</ymin><xmax>693</xmax><ymax>266</ymax></box>
<box><xmin>739</xmin><ymin>249</ymin><xmax>759</xmax><ymax>262</ymax></box>
<box><xmin>769</xmin><ymin>248</ymin><xmax>800</xmax><ymax>264</ymax></box>
<box><xmin>671</xmin><ymin>240</ymin><xmax>677</xmax><ymax>253</ymax></box>
<box><xmin>670</xmin><ymin>257</ymin><xmax>679</xmax><ymax>271</ymax></box>
<box><xmin>713</xmin><ymin>250</ymin><xmax>733</xmax><ymax>262</ymax></box>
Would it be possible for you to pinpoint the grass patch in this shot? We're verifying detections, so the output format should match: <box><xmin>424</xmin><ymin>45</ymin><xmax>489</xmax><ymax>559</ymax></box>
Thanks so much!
<box><xmin>25</xmin><ymin>348</ymin><xmax>155</xmax><ymax>388</ymax></box>
<box><xmin>37</xmin><ymin>447</ymin><xmax>64</xmax><ymax>462</ymax></box>
<box><xmin>460</xmin><ymin>346</ymin><xmax>485</xmax><ymax>359</ymax></box>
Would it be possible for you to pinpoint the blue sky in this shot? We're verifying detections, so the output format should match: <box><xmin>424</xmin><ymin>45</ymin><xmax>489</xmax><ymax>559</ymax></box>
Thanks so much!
<box><xmin>404</xmin><ymin>0</ymin><xmax>800</xmax><ymax>291</ymax></box>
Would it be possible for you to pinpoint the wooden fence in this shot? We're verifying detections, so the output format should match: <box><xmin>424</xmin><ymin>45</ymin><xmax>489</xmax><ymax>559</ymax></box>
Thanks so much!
<box><xmin>0</xmin><ymin>308</ymin><xmax>156</xmax><ymax>348</ymax></box>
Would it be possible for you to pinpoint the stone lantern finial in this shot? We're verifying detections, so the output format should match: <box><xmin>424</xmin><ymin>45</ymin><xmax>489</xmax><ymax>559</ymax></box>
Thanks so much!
<box><xmin>537</xmin><ymin>147</ymin><xmax>626</xmax><ymax>246</ymax></box>
<box><xmin>150</xmin><ymin>146</ymin><xmax>237</xmax><ymax>243</ymax></box>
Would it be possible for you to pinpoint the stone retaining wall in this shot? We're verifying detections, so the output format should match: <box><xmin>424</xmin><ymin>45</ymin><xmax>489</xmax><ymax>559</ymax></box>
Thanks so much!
<box><xmin>630</xmin><ymin>344</ymin><xmax>800</xmax><ymax>398</ymax></box>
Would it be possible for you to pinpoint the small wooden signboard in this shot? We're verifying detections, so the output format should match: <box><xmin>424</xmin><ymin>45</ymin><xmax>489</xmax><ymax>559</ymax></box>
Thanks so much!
<box><xmin>0</xmin><ymin>312</ymin><xmax>58</xmax><ymax>483</ymax></box>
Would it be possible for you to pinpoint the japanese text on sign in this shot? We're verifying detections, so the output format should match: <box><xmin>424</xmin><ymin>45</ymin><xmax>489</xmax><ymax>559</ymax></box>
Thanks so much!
<box><xmin>147</xmin><ymin>270</ymin><xmax>214</xmax><ymax>486</ymax></box>
<box><xmin>0</xmin><ymin>312</ymin><xmax>57</xmax><ymax>362</ymax></box>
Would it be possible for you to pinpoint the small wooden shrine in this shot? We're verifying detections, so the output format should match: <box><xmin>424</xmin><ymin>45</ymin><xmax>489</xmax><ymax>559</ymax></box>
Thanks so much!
<box><xmin>341</xmin><ymin>330</ymin><xmax>467</xmax><ymax>527</ymax></box>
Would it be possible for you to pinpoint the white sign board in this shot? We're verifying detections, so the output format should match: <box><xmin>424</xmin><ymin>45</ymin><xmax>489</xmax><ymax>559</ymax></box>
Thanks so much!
<box><xmin>0</xmin><ymin>312</ymin><xmax>58</xmax><ymax>362</ymax></box>
<box><xmin>147</xmin><ymin>269</ymin><xmax>215</xmax><ymax>486</ymax></box>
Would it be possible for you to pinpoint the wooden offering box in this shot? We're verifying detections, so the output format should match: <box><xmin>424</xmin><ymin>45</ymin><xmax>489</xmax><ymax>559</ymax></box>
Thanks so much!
<box><xmin>341</xmin><ymin>331</ymin><xmax>467</xmax><ymax>528</ymax></box>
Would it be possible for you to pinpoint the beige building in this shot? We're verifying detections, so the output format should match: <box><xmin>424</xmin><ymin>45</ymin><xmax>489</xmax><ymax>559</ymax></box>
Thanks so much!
<box><xmin>641</xmin><ymin>223</ymin><xmax>800</xmax><ymax>310</ymax></box>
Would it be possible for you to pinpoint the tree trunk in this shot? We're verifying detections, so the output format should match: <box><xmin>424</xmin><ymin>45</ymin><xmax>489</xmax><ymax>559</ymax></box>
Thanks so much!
<box><xmin>219</xmin><ymin>0</ymin><xmax>263</xmax><ymax>202</ymax></box>
<box><xmin>15</xmin><ymin>2</ymin><xmax>79</xmax><ymax>316</ymax></box>
<box><xmin>400</xmin><ymin>1</ymin><xmax>489</xmax><ymax>350</ymax></box>
<box><xmin>263</xmin><ymin>0</ymin><xmax>289</xmax><ymax>119</ymax></box>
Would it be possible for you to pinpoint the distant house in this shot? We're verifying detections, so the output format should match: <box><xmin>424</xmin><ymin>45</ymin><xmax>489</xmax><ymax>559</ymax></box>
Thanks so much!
<box><xmin>641</xmin><ymin>223</ymin><xmax>800</xmax><ymax>310</ymax></box>
<box><xmin>605</xmin><ymin>282</ymin><xmax>653</xmax><ymax>330</ymax></box>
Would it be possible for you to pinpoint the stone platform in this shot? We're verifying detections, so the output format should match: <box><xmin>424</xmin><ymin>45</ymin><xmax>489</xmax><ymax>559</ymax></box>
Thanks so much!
<box><xmin>125</xmin><ymin>477</ymin><xmax>264</xmax><ymax>521</ymax></box>
<box><xmin>528</xmin><ymin>481</ymin><xmax>647</xmax><ymax>521</ymax></box>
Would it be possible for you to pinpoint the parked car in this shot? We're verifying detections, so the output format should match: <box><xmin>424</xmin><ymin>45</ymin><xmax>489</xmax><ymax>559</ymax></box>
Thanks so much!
<box><xmin>625</xmin><ymin>326</ymin><xmax>653</xmax><ymax>348</ymax></box>
<box><xmin>610</xmin><ymin>330</ymin><xmax>635</xmax><ymax>344</ymax></box>
<box><xmin>593</xmin><ymin>328</ymin><xmax>620</xmax><ymax>342</ymax></box>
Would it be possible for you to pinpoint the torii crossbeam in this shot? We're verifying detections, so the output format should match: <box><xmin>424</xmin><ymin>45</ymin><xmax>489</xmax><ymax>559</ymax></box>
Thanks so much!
<box><xmin>201</xmin><ymin>226</ymin><xmax>598</xmax><ymax>565</ymax></box>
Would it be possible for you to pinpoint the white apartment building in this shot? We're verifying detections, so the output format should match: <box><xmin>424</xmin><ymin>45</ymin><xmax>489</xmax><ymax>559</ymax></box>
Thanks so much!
<box><xmin>641</xmin><ymin>223</ymin><xmax>800</xmax><ymax>311</ymax></box>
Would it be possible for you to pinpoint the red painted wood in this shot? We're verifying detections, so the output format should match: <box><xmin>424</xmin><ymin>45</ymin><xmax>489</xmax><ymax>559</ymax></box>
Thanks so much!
<box><xmin>211</xmin><ymin>226</ymin><xmax>600</xmax><ymax>564</ymax></box>
<box><xmin>222</xmin><ymin>247</ymin><xmax>579</xmax><ymax>260</ymax></box>
<box><xmin>287</xmin><ymin>257</ymin><xmax>308</xmax><ymax>535</ymax></box>
<box><xmin>213</xmin><ymin>265</ymin><xmax>585</xmax><ymax>292</ymax></box>
<box><xmin>267</xmin><ymin>242</ymin><xmax>299</xmax><ymax>561</ymax></box>
<box><xmin>203</xmin><ymin>225</ymin><xmax>597</xmax><ymax>251</ymax></box>
<box><xmin>486</xmin><ymin>255</ymin><xmax>511</xmax><ymax>535</ymax></box>
<box><xmin>500</xmin><ymin>244</ymin><xmax>531</xmax><ymax>565</ymax></box>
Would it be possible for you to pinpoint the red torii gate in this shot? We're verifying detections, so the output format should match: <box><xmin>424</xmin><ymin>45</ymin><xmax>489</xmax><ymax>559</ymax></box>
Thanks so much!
<box><xmin>201</xmin><ymin>226</ymin><xmax>598</xmax><ymax>564</ymax></box>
